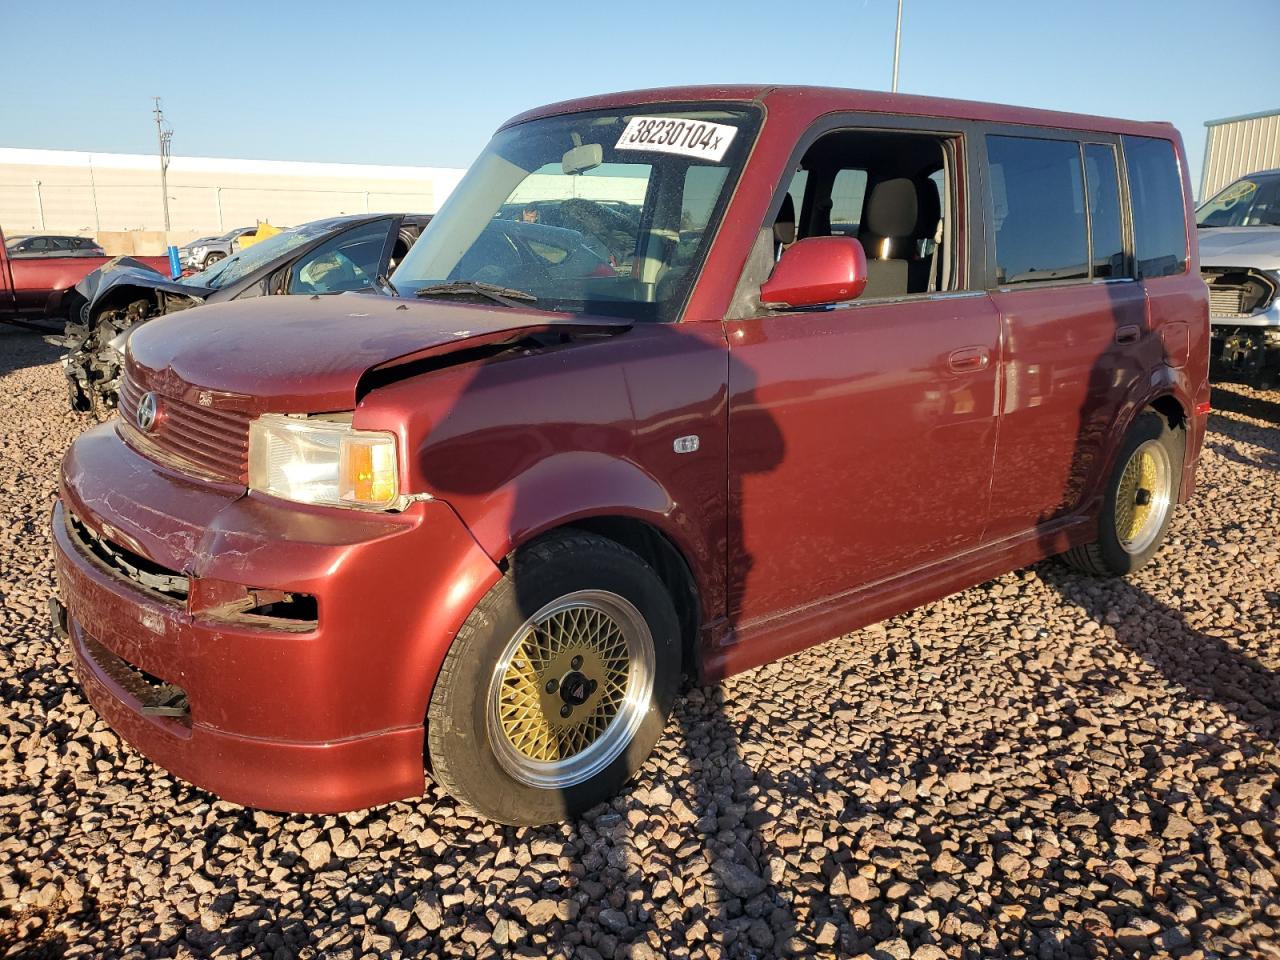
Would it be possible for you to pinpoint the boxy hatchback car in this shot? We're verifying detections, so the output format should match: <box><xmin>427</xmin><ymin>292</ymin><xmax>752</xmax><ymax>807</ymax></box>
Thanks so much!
<box><xmin>51</xmin><ymin>86</ymin><xmax>1209</xmax><ymax>825</ymax></box>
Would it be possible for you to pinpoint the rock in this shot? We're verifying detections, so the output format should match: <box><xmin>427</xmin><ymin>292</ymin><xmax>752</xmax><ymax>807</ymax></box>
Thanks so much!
<box><xmin>598</xmin><ymin>909</ymin><xmax>628</xmax><ymax>935</ymax></box>
<box><xmin>383</xmin><ymin>906</ymin><xmax>411</xmax><ymax>934</ymax></box>
<box><xmin>1163</xmin><ymin>815</ymin><xmax>1196</xmax><ymax>840</ymax></box>
<box><xmin>710</xmin><ymin>861</ymin><xmax>768</xmax><ymax>899</ymax></box>
<box><xmin>300</xmin><ymin>841</ymin><xmax>332</xmax><ymax>870</ymax></box>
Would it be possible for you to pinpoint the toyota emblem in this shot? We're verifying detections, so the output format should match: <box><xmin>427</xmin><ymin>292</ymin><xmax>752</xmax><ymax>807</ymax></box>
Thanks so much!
<box><xmin>136</xmin><ymin>392</ymin><xmax>159</xmax><ymax>432</ymax></box>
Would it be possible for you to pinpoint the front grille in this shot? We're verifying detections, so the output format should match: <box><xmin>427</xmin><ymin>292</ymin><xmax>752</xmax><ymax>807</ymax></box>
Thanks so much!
<box><xmin>66</xmin><ymin>510</ymin><xmax>189</xmax><ymax>603</ymax></box>
<box><xmin>1209</xmin><ymin>287</ymin><xmax>1246</xmax><ymax>317</ymax></box>
<box><xmin>119</xmin><ymin>365</ymin><xmax>251</xmax><ymax>483</ymax></box>
<box><xmin>1203</xmin><ymin>267</ymin><xmax>1277</xmax><ymax>319</ymax></box>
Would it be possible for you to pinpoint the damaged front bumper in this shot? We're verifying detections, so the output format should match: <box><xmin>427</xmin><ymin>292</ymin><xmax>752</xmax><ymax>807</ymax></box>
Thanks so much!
<box><xmin>53</xmin><ymin>423</ymin><xmax>502</xmax><ymax>813</ymax></box>
<box><xmin>1210</xmin><ymin>300</ymin><xmax>1280</xmax><ymax>377</ymax></box>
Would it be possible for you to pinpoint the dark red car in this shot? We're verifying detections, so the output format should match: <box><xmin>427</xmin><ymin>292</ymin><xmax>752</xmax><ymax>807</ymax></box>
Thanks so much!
<box><xmin>51</xmin><ymin>86</ymin><xmax>1209</xmax><ymax>825</ymax></box>
<box><xmin>0</xmin><ymin>225</ymin><xmax>168</xmax><ymax>328</ymax></box>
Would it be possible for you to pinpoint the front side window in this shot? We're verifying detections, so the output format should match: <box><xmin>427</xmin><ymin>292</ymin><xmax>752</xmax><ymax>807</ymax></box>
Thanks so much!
<box><xmin>1123</xmin><ymin>135</ymin><xmax>1187</xmax><ymax>278</ymax></box>
<box><xmin>289</xmin><ymin>219</ymin><xmax>392</xmax><ymax>294</ymax></box>
<box><xmin>391</xmin><ymin>105</ymin><xmax>761</xmax><ymax>322</ymax></box>
<box><xmin>987</xmin><ymin>135</ymin><xmax>1088</xmax><ymax>285</ymax></box>
<box><xmin>1084</xmin><ymin>143</ymin><xmax>1125</xmax><ymax>278</ymax></box>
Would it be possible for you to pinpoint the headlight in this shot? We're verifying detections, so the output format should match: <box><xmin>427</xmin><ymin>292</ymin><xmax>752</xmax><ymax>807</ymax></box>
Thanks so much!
<box><xmin>248</xmin><ymin>414</ymin><xmax>400</xmax><ymax>510</ymax></box>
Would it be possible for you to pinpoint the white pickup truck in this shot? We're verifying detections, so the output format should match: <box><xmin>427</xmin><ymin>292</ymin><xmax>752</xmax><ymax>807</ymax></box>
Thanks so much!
<box><xmin>1197</xmin><ymin>168</ymin><xmax>1280</xmax><ymax>382</ymax></box>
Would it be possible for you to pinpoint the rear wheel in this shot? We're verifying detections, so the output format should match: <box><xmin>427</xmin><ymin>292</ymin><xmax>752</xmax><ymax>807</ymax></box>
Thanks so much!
<box><xmin>427</xmin><ymin>531</ymin><xmax>681</xmax><ymax>825</ymax></box>
<box><xmin>1063</xmin><ymin>411</ymin><xmax>1183</xmax><ymax>576</ymax></box>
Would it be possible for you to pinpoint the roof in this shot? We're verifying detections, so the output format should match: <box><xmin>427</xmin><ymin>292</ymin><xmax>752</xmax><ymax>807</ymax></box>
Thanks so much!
<box><xmin>504</xmin><ymin>85</ymin><xmax>1178</xmax><ymax>139</ymax></box>
<box><xmin>1205</xmin><ymin>108</ymin><xmax>1280</xmax><ymax>127</ymax></box>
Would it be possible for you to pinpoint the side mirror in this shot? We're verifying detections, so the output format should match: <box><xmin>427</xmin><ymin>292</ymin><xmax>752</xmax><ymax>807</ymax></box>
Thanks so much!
<box><xmin>759</xmin><ymin>236</ymin><xmax>867</xmax><ymax>309</ymax></box>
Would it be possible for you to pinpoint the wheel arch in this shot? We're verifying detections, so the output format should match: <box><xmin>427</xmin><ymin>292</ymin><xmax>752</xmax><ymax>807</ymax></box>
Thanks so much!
<box><xmin>555</xmin><ymin>515</ymin><xmax>702</xmax><ymax>675</ymax></box>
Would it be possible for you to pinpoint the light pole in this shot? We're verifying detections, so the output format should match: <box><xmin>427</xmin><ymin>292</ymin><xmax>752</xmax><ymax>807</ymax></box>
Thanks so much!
<box><xmin>153</xmin><ymin>97</ymin><xmax>173</xmax><ymax>233</ymax></box>
<box><xmin>892</xmin><ymin>0</ymin><xmax>903</xmax><ymax>93</ymax></box>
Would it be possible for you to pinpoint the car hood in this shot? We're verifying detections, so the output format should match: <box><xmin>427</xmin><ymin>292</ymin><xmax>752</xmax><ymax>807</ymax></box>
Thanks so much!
<box><xmin>125</xmin><ymin>292</ymin><xmax>632</xmax><ymax>413</ymax></box>
<box><xmin>1196</xmin><ymin>226</ymin><xmax>1280</xmax><ymax>271</ymax></box>
<box><xmin>75</xmin><ymin>257</ymin><xmax>206</xmax><ymax>306</ymax></box>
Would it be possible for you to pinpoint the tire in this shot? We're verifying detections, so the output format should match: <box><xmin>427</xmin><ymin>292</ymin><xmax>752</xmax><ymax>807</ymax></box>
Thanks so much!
<box><xmin>1062</xmin><ymin>411</ymin><xmax>1184</xmax><ymax>576</ymax></box>
<box><xmin>203</xmin><ymin>252</ymin><xmax>226</xmax><ymax>268</ymax></box>
<box><xmin>61</xmin><ymin>291</ymin><xmax>88</xmax><ymax>324</ymax></box>
<box><xmin>427</xmin><ymin>531</ymin><xmax>681</xmax><ymax>825</ymax></box>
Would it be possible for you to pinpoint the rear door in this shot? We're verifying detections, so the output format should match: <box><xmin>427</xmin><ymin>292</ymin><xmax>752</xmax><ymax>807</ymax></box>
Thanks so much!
<box><xmin>981</xmin><ymin>130</ymin><xmax>1150</xmax><ymax>542</ymax></box>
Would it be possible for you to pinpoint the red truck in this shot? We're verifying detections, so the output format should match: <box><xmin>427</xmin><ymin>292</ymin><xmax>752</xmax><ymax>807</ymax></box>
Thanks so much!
<box><xmin>51</xmin><ymin>86</ymin><xmax>1209</xmax><ymax>825</ymax></box>
<box><xmin>0</xmin><ymin>225</ymin><xmax>169</xmax><ymax>328</ymax></box>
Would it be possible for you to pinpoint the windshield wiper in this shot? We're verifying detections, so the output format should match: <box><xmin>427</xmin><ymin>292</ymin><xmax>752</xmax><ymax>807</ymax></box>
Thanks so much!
<box><xmin>414</xmin><ymin>280</ymin><xmax>537</xmax><ymax>307</ymax></box>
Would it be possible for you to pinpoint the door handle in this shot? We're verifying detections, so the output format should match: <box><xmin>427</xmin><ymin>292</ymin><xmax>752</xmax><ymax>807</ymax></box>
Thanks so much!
<box><xmin>948</xmin><ymin>346</ymin><xmax>990</xmax><ymax>373</ymax></box>
<box><xmin>1115</xmin><ymin>324</ymin><xmax>1141</xmax><ymax>344</ymax></box>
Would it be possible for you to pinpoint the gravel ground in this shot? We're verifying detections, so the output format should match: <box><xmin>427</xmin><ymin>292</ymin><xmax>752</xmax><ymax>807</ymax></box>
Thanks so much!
<box><xmin>2</xmin><ymin>326</ymin><xmax>1278</xmax><ymax>960</ymax></box>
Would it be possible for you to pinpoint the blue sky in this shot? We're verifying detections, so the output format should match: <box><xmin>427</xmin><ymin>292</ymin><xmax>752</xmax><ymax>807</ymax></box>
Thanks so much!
<box><xmin>3</xmin><ymin>0</ymin><xmax>1276</xmax><ymax>194</ymax></box>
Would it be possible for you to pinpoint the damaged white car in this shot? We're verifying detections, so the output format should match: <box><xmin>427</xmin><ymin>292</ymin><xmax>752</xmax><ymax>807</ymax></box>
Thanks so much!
<box><xmin>1197</xmin><ymin>169</ymin><xmax>1280</xmax><ymax>382</ymax></box>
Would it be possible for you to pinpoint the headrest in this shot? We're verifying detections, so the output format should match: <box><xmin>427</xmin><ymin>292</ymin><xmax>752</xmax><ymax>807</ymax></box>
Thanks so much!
<box><xmin>865</xmin><ymin>178</ymin><xmax>918</xmax><ymax>239</ymax></box>
<box><xmin>773</xmin><ymin>193</ymin><xmax>796</xmax><ymax>246</ymax></box>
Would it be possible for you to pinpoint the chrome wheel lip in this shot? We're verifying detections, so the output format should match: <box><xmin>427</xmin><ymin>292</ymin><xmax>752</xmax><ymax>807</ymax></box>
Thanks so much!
<box><xmin>1116</xmin><ymin>439</ymin><xmax>1172</xmax><ymax>555</ymax></box>
<box><xmin>486</xmin><ymin>589</ymin><xmax>655</xmax><ymax>790</ymax></box>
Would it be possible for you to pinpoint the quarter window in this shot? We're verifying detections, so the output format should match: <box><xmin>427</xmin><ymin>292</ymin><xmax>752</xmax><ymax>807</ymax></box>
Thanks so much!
<box><xmin>1122</xmin><ymin>135</ymin><xmax>1187</xmax><ymax>278</ymax></box>
<box><xmin>1084</xmin><ymin>143</ymin><xmax>1125</xmax><ymax>278</ymax></box>
<box><xmin>987</xmin><ymin>135</ymin><xmax>1088</xmax><ymax>285</ymax></box>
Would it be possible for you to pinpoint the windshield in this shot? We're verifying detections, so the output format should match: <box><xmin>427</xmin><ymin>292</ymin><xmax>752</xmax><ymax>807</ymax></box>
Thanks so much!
<box><xmin>195</xmin><ymin>221</ymin><xmax>335</xmax><ymax>289</ymax></box>
<box><xmin>391</xmin><ymin>104</ymin><xmax>761</xmax><ymax>322</ymax></box>
<box><xmin>1197</xmin><ymin>175</ymin><xmax>1280</xmax><ymax>227</ymax></box>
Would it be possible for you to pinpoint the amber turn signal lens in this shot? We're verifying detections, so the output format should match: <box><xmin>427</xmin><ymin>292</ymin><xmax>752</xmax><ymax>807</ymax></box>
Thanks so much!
<box><xmin>339</xmin><ymin>435</ymin><xmax>399</xmax><ymax>508</ymax></box>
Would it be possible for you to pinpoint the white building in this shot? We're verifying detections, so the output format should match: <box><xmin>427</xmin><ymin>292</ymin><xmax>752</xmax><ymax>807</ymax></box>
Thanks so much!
<box><xmin>0</xmin><ymin>147</ymin><xmax>465</xmax><ymax>247</ymax></box>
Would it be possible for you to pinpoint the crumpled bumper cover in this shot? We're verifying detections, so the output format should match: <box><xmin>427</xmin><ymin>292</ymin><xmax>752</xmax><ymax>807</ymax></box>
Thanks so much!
<box><xmin>53</xmin><ymin>423</ymin><xmax>502</xmax><ymax>813</ymax></box>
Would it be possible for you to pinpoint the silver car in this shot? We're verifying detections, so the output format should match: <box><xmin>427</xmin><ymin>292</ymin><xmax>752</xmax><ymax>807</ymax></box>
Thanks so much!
<box><xmin>1197</xmin><ymin>169</ymin><xmax>1280</xmax><ymax>380</ymax></box>
<box><xmin>184</xmin><ymin>226</ymin><xmax>258</xmax><ymax>270</ymax></box>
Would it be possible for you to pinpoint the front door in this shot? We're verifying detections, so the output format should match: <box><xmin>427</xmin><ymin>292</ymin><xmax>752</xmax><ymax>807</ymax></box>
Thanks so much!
<box><xmin>724</xmin><ymin>294</ymin><xmax>1001</xmax><ymax>626</ymax></box>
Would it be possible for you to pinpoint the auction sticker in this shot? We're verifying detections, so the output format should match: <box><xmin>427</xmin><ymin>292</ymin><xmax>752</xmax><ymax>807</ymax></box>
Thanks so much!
<box><xmin>616</xmin><ymin>117</ymin><xmax>738</xmax><ymax>162</ymax></box>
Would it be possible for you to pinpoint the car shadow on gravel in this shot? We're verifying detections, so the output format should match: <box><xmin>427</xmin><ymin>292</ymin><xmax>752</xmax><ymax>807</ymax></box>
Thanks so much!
<box><xmin>1210</xmin><ymin>382</ymin><xmax>1280</xmax><ymax>426</ymax></box>
<box><xmin>0</xmin><ymin>328</ymin><xmax>64</xmax><ymax>376</ymax></box>
<box><xmin>1039</xmin><ymin>563</ymin><xmax>1280</xmax><ymax>746</ymax></box>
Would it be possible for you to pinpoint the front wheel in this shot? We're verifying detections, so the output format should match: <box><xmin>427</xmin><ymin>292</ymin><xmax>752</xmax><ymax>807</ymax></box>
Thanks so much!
<box><xmin>1062</xmin><ymin>411</ymin><xmax>1183</xmax><ymax>576</ymax></box>
<box><xmin>427</xmin><ymin>531</ymin><xmax>682</xmax><ymax>825</ymax></box>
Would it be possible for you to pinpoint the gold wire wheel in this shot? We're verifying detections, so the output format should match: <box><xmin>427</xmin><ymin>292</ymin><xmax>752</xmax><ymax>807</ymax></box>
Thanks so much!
<box><xmin>1114</xmin><ymin>438</ymin><xmax>1172</xmax><ymax>555</ymax></box>
<box><xmin>486</xmin><ymin>590</ymin><xmax>655</xmax><ymax>789</ymax></box>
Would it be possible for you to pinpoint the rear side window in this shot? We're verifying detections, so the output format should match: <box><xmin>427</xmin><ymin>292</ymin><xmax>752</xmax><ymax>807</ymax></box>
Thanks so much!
<box><xmin>1084</xmin><ymin>143</ymin><xmax>1125</xmax><ymax>278</ymax></box>
<box><xmin>987</xmin><ymin>136</ymin><xmax>1088</xmax><ymax>285</ymax></box>
<box><xmin>1122</xmin><ymin>136</ymin><xmax>1187</xmax><ymax>278</ymax></box>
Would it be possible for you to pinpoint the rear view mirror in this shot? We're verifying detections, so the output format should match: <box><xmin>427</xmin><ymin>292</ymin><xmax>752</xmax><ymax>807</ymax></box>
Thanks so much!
<box><xmin>562</xmin><ymin>143</ymin><xmax>603</xmax><ymax>175</ymax></box>
<box><xmin>759</xmin><ymin>236</ymin><xmax>868</xmax><ymax>308</ymax></box>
